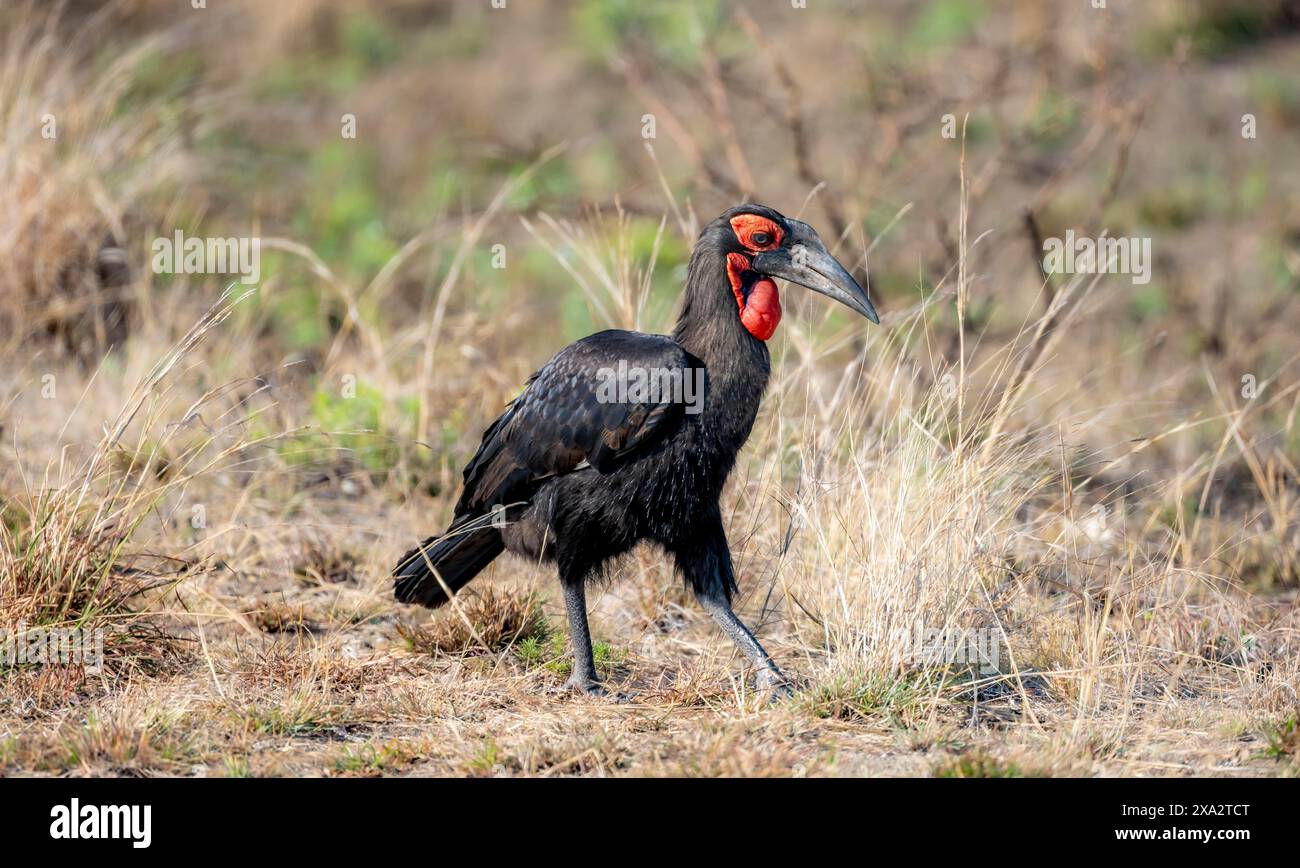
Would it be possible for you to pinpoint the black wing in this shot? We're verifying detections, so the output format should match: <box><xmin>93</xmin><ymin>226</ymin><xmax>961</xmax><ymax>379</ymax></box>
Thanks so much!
<box><xmin>453</xmin><ymin>329</ymin><xmax>699</xmax><ymax>516</ymax></box>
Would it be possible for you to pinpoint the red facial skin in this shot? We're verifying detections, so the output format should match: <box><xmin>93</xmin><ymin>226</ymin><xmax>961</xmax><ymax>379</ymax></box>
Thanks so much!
<box><xmin>726</xmin><ymin>214</ymin><xmax>785</xmax><ymax>341</ymax></box>
<box><xmin>726</xmin><ymin>252</ymin><xmax>782</xmax><ymax>342</ymax></box>
<box><xmin>741</xmin><ymin>278</ymin><xmax>781</xmax><ymax>341</ymax></box>
<box><xmin>728</xmin><ymin>214</ymin><xmax>783</xmax><ymax>250</ymax></box>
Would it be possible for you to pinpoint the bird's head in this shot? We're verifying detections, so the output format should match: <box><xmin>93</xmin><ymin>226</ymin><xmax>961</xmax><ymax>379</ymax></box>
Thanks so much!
<box><xmin>705</xmin><ymin>204</ymin><xmax>880</xmax><ymax>341</ymax></box>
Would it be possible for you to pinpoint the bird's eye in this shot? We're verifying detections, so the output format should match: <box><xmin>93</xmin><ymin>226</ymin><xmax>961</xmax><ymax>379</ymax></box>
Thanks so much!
<box><xmin>751</xmin><ymin>232</ymin><xmax>771</xmax><ymax>246</ymax></box>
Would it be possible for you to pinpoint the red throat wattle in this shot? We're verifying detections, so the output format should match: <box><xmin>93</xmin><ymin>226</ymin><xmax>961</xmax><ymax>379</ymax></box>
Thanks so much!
<box><xmin>727</xmin><ymin>252</ymin><xmax>781</xmax><ymax>341</ymax></box>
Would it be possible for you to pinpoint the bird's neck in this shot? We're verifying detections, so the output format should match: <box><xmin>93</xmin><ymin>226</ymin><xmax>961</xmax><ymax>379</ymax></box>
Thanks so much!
<box><xmin>671</xmin><ymin>245</ymin><xmax>771</xmax><ymax>445</ymax></box>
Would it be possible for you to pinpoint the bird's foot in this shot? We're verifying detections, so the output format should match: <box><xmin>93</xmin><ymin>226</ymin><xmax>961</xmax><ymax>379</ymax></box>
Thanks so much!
<box><xmin>555</xmin><ymin>675</ymin><xmax>632</xmax><ymax>703</ymax></box>
<box><xmin>755</xmin><ymin>668</ymin><xmax>796</xmax><ymax>703</ymax></box>
<box><xmin>563</xmin><ymin>675</ymin><xmax>608</xmax><ymax>697</ymax></box>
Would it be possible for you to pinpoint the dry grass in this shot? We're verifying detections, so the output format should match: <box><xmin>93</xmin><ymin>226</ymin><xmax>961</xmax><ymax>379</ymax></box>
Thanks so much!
<box><xmin>2</xmin><ymin>0</ymin><xmax>1298</xmax><ymax>777</ymax></box>
<box><xmin>397</xmin><ymin>587</ymin><xmax>551</xmax><ymax>656</ymax></box>
<box><xmin>0</xmin><ymin>1</ymin><xmax>189</xmax><ymax>361</ymax></box>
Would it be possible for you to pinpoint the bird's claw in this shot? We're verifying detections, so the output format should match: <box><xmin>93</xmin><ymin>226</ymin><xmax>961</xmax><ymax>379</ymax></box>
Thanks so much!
<box><xmin>564</xmin><ymin>676</ymin><xmax>607</xmax><ymax>697</ymax></box>
<box><xmin>755</xmin><ymin>669</ymin><xmax>796</xmax><ymax>703</ymax></box>
<box><xmin>556</xmin><ymin>676</ymin><xmax>632</xmax><ymax>703</ymax></box>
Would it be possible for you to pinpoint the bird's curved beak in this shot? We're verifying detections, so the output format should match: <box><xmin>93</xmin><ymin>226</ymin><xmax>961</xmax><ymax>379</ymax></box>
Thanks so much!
<box><xmin>751</xmin><ymin>220</ymin><xmax>879</xmax><ymax>325</ymax></box>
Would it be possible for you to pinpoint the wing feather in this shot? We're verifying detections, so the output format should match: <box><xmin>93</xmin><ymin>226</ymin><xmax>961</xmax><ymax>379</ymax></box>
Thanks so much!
<box><xmin>453</xmin><ymin>330</ymin><xmax>700</xmax><ymax>515</ymax></box>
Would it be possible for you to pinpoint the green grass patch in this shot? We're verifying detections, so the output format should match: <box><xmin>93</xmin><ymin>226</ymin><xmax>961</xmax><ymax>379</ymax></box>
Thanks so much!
<box><xmin>933</xmin><ymin>748</ymin><xmax>1028</xmax><ymax>778</ymax></box>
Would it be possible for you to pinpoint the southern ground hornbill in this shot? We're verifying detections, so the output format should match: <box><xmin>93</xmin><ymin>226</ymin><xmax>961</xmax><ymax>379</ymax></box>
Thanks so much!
<box><xmin>392</xmin><ymin>204</ymin><xmax>879</xmax><ymax>697</ymax></box>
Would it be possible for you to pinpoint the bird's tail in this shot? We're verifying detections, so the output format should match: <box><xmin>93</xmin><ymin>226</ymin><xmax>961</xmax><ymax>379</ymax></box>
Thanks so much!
<box><xmin>392</xmin><ymin>519</ymin><xmax>505</xmax><ymax>609</ymax></box>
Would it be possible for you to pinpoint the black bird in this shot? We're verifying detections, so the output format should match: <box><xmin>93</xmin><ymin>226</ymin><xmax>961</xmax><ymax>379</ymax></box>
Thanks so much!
<box><xmin>393</xmin><ymin>205</ymin><xmax>879</xmax><ymax>697</ymax></box>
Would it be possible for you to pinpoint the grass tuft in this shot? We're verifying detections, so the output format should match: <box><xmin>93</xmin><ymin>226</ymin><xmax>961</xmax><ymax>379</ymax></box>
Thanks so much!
<box><xmin>397</xmin><ymin>587</ymin><xmax>551</xmax><ymax>656</ymax></box>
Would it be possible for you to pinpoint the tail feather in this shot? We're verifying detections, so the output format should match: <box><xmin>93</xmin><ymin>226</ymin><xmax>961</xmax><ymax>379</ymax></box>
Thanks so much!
<box><xmin>392</xmin><ymin>521</ymin><xmax>505</xmax><ymax>608</ymax></box>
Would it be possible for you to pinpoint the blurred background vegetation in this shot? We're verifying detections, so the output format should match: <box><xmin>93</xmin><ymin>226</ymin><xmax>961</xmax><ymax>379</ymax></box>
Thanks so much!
<box><xmin>3</xmin><ymin>0</ymin><xmax>1299</xmax><ymax>575</ymax></box>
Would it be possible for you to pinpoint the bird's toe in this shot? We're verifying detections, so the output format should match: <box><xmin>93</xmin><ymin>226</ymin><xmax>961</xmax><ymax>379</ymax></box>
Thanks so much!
<box><xmin>553</xmin><ymin>676</ymin><xmax>628</xmax><ymax>701</ymax></box>
<box><xmin>755</xmin><ymin>669</ymin><xmax>796</xmax><ymax>703</ymax></box>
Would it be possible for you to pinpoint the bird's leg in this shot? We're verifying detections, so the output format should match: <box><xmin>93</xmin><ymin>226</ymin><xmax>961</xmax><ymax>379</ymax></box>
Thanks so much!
<box><xmin>680</xmin><ymin>520</ymin><xmax>795</xmax><ymax>700</ymax></box>
<box><xmin>697</xmin><ymin>588</ymin><xmax>793</xmax><ymax>699</ymax></box>
<box><xmin>559</xmin><ymin>575</ymin><xmax>606</xmax><ymax>697</ymax></box>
